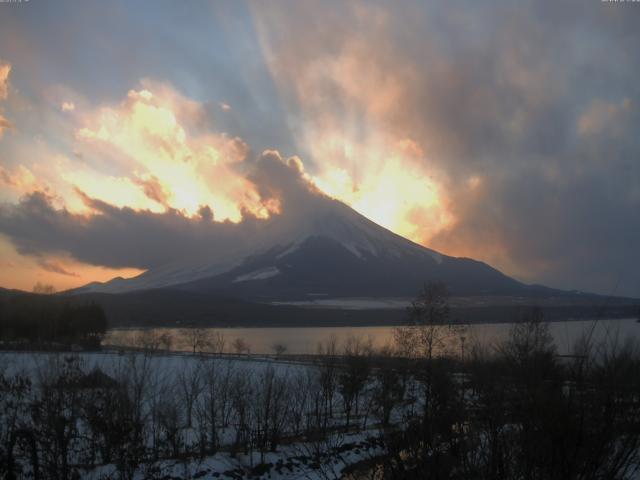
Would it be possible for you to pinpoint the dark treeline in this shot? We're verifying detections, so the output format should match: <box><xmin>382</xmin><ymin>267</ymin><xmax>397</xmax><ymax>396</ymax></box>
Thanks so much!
<box><xmin>372</xmin><ymin>314</ymin><xmax>640</xmax><ymax>479</ymax></box>
<box><xmin>0</xmin><ymin>293</ymin><xmax>107</xmax><ymax>348</ymax></box>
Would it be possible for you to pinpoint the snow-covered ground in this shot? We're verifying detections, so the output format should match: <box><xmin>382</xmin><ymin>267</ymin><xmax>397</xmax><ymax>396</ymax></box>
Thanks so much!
<box><xmin>0</xmin><ymin>351</ymin><xmax>387</xmax><ymax>480</ymax></box>
<box><xmin>0</xmin><ymin>350</ymin><xmax>303</xmax><ymax>378</ymax></box>
<box><xmin>81</xmin><ymin>431</ymin><xmax>383</xmax><ymax>480</ymax></box>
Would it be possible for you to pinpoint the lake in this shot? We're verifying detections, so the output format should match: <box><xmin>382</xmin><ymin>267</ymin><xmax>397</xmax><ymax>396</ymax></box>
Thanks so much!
<box><xmin>104</xmin><ymin>318</ymin><xmax>640</xmax><ymax>356</ymax></box>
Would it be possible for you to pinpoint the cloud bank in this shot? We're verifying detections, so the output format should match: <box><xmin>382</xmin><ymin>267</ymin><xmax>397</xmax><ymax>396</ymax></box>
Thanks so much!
<box><xmin>0</xmin><ymin>150</ymin><xmax>327</xmax><ymax>270</ymax></box>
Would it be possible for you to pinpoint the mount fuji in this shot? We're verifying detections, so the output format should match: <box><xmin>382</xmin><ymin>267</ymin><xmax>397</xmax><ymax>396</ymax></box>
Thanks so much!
<box><xmin>78</xmin><ymin>193</ymin><xmax>545</xmax><ymax>301</ymax></box>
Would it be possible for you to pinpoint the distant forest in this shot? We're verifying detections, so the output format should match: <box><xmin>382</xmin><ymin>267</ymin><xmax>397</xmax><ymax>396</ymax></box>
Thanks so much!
<box><xmin>0</xmin><ymin>293</ymin><xmax>107</xmax><ymax>348</ymax></box>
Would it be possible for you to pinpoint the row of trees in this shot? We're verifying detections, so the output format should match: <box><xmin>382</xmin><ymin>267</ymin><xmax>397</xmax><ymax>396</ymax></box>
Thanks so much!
<box><xmin>134</xmin><ymin>328</ymin><xmax>248</xmax><ymax>356</ymax></box>
<box><xmin>0</xmin><ymin>294</ymin><xmax>107</xmax><ymax>348</ymax></box>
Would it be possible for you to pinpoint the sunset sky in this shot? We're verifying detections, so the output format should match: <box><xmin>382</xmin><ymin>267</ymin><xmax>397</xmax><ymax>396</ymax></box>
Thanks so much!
<box><xmin>0</xmin><ymin>0</ymin><xmax>639</xmax><ymax>297</ymax></box>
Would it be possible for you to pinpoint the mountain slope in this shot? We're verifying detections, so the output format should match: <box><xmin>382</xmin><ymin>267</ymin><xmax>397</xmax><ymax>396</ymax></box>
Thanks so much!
<box><xmin>179</xmin><ymin>235</ymin><xmax>526</xmax><ymax>300</ymax></box>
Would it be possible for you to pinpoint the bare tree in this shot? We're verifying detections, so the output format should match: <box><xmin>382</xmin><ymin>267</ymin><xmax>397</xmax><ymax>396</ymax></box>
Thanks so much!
<box><xmin>287</xmin><ymin>369</ymin><xmax>313</xmax><ymax>436</ymax></box>
<box><xmin>209</xmin><ymin>331</ymin><xmax>226</xmax><ymax>355</ymax></box>
<box><xmin>371</xmin><ymin>350</ymin><xmax>404</xmax><ymax>427</ymax></box>
<box><xmin>316</xmin><ymin>336</ymin><xmax>339</xmax><ymax>426</ymax></box>
<box><xmin>252</xmin><ymin>365</ymin><xmax>291</xmax><ymax>461</ymax></box>
<box><xmin>112</xmin><ymin>354</ymin><xmax>156</xmax><ymax>479</ymax></box>
<box><xmin>182</xmin><ymin>328</ymin><xmax>212</xmax><ymax>354</ymax></box>
<box><xmin>232</xmin><ymin>337</ymin><xmax>250</xmax><ymax>356</ymax></box>
<box><xmin>135</xmin><ymin>330</ymin><xmax>162</xmax><ymax>353</ymax></box>
<box><xmin>271</xmin><ymin>342</ymin><xmax>288</xmax><ymax>358</ymax></box>
<box><xmin>158</xmin><ymin>331</ymin><xmax>173</xmax><ymax>351</ymax></box>
<box><xmin>229</xmin><ymin>370</ymin><xmax>253</xmax><ymax>457</ymax></box>
<box><xmin>394</xmin><ymin>282</ymin><xmax>457</xmax><ymax>361</ymax></box>
<box><xmin>196</xmin><ymin>358</ymin><xmax>235</xmax><ymax>453</ymax></box>
<box><xmin>31</xmin><ymin>355</ymin><xmax>86</xmax><ymax>480</ymax></box>
<box><xmin>156</xmin><ymin>390</ymin><xmax>184</xmax><ymax>458</ymax></box>
<box><xmin>177</xmin><ymin>359</ymin><xmax>203</xmax><ymax>429</ymax></box>
<box><xmin>294</xmin><ymin>427</ymin><xmax>348</xmax><ymax>480</ymax></box>
<box><xmin>338</xmin><ymin>336</ymin><xmax>372</xmax><ymax>429</ymax></box>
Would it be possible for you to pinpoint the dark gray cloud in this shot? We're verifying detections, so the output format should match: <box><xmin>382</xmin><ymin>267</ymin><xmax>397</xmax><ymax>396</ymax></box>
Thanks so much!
<box><xmin>36</xmin><ymin>258</ymin><xmax>78</xmax><ymax>277</ymax></box>
<box><xmin>0</xmin><ymin>151</ymin><xmax>324</xmax><ymax>270</ymax></box>
<box><xmin>248</xmin><ymin>150</ymin><xmax>321</xmax><ymax>207</ymax></box>
<box><xmin>0</xmin><ymin>190</ymin><xmax>243</xmax><ymax>269</ymax></box>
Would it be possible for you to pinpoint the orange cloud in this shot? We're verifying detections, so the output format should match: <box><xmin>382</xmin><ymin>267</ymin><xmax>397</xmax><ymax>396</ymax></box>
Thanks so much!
<box><xmin>75</xmin><ymin>81</ymin><xmax>259</xmax><ymax>220</ymax></box>
<box><xmin>0</xmin><ymin>165</ymin><xmax>40</xmax><ymax>192</ymax></box>
<box><xmin>0</xmin><ymin>60</ymin><xmax>11</xmax><ymax>139</ymax></box>
<box><xmin>132</xmin><ymin>174</ymin><xmax>171</xmax><ymax>207</ymax></box>
<box><xmin>0</xmin><ymin>114</ymin><xmax>11</xmax><ymax>139</ymax></box>
<box><xmin>0</xmin><ymin>60</ymin><xmax>10</xmax><ymax>100</ymax></box>
<box><xmin>578</xmin><ymin>98</ymin><xmax>632</xmax><ymax>137</ymax></box>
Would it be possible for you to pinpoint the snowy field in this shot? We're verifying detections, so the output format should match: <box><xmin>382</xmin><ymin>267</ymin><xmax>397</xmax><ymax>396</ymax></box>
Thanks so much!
<box><xmin>0</xmin><ymin>351</ymin><xmax>388</xmax><ymax>479</ymax></box>
<box><xmin>0</xmin><ymin>350</ymin><xmax>305</xmax><ymax>380</ymax></box>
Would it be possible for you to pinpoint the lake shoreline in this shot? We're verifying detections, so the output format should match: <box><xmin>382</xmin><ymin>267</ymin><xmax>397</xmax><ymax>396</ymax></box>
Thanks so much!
<box><xmin>105</xmin><ymin>318</ymin><xmax>640</xmax><ymax>356</ymax></box>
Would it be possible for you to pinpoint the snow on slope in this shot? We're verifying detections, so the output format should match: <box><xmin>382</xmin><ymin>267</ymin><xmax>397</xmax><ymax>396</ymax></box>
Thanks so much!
<box><xmin>233</xmin><ymin>266</ymin><xmax>280</xmax><ymax>283</ymax></box>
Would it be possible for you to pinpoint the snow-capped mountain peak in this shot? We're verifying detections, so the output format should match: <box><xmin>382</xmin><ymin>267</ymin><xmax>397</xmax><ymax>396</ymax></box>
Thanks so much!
<box><xmin>79</xmin><ymin>196</ymin><xmax>517</xmax><ymax>299</ymax></box>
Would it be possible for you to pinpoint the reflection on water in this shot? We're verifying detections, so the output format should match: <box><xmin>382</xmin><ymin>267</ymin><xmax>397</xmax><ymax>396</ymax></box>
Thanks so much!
<box><xmin>104</xmin><ymin>318</ymin><xmax>640</xmax><ymax>356</ymax></box>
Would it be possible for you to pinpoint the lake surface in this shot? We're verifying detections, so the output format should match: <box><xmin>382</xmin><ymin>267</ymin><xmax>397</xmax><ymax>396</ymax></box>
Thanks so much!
<box><xmin>104</xmin><ymin>318</ymin><xmax>640</xmax><ymax>356</ymax></box>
